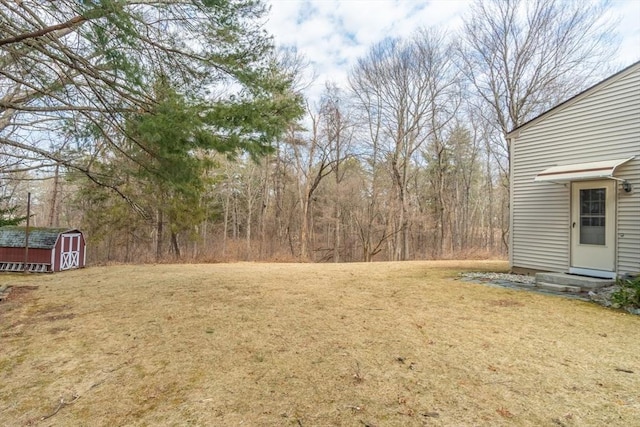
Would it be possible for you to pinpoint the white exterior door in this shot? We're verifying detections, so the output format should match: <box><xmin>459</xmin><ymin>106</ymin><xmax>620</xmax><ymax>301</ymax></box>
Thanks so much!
<box><xmin>60</xmin><ymin>234</ymin><xmax>81</xmax><ymax>270</ymax></box>
<box><xmin>570</xmin><ymin>180</ymin><xmax>616</xmax><ymax>278</ymax></box>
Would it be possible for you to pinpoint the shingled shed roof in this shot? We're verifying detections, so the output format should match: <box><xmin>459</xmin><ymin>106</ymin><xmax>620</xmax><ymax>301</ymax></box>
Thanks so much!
<box><xmin>0</xmin><ymin>226</ymin><xmax>76</xmax><ymax>249</ymax></box>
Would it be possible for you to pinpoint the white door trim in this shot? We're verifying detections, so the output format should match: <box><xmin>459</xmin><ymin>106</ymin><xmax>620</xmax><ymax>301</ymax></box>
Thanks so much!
<box><xmin>59</xmin><ymin>234</ymin><xmax>81</xmax><ymax>270</ymax></box>
<box><xmin>570</xmin><ymin>180</ymin><xmax>616</xmax><ymax>274</ymax></box>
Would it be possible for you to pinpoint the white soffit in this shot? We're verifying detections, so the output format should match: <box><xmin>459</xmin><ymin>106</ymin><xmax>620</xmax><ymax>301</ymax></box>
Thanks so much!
<box><xmin>534</xmin><ymin>157</ymin><xmax>634</xmax><ymax>182</ymax></box>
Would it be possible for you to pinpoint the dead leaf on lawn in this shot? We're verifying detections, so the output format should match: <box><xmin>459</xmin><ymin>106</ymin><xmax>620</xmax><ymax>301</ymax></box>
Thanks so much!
<box><xmin>488</xmin><ymin>299</ymin><xmax>524</xmax><ymax>307</ymax></box>
<box><xmin>496</xmin><ymin>407</ymin><xmax>514</xmax><ymax>418</ymax></box>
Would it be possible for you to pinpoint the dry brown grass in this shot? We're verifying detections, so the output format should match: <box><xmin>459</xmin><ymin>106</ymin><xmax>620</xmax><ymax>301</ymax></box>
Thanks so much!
<box><xmin>0</xmin><ymin>260</ymin><xmax>638</xmax><ymax>426</ymax></box>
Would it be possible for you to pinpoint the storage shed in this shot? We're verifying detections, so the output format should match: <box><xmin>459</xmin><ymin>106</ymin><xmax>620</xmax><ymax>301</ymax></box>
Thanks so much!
<box><xmin>0</xmin><ymin>226</ymin><xmax>86</xmax><ymax>272</ymax></box>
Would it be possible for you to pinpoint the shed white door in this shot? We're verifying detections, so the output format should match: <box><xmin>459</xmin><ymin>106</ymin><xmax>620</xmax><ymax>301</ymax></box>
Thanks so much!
<box><xmin>60</xmin><ymin>233</ymin><xmax>81</xmax><ymax>270</ymax></box>
<box><xmin>570</xmin><ymin>180</ymin><xmax>616</xmax><ymax>278</ymax></box>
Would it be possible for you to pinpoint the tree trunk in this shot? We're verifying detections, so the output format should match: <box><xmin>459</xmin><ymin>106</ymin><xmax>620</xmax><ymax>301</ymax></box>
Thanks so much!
<box><xmin>47</xmin><ymin>164</ymin><xmax>60</xmax><ymax>227</ymax></box>
<box><xmin>246</xmin><ymin>182</ymin><xmax>253</xmax><ymax>260</ymax></box>
<box><xmin>156</xmin><ymin>208</ymin><xmax>163</xmax><ymax>262</ymax></box>
<box><xmin>171</xmin><ymin>231</ymin><xmax>180</xmax><ymax>258</ymax></box>
<box><xmin>222</xmin><ymin>185</ymin><xmax>230</xmax><ymax>256</ymax></box>
<box><xmin>300</xmin><ymin>191</ymin><xmax>311</xmax><ymax>260</ymax></box>
<box><xmin>334</xmin><ymin>204</ymin><xmax>340</xmax><ymax>262</ymax></box>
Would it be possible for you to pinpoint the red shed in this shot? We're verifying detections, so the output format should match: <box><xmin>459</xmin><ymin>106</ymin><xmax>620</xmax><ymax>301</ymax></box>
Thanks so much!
<box><xmin>0</xmin><ymin>227</ymin><xmax>86</xmax><ymax>272</ymax></box>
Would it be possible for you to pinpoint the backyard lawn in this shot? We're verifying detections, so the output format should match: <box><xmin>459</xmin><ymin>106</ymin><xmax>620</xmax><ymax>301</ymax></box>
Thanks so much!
<box><xmin>0</xmin><ymin>260</ymin><xmax>638</xmax><ymax>426</ymax></box>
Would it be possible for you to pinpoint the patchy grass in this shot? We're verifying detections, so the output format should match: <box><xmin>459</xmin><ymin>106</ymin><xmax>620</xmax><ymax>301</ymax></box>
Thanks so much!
<box><xmin>0</xmin><ymin>260</ymin><xmax>638</xmax><ymax>426</ymax></box>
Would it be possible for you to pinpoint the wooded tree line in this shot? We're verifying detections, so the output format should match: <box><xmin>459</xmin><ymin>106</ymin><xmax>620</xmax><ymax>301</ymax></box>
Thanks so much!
<box><xmin>0</xmin><ymin>0</ymin><xmax>620</xmax><ymax>263</ymax></box>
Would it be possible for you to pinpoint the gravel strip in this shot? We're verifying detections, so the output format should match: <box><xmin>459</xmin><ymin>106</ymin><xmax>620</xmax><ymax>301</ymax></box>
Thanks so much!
<box><xmin>461</xmin><ymin>272</ymin><xmax>536</xmax><ymax>285</ymax></box>
<box><xmin>459</xmin><ymin>272</ymin><xmax>639</xmax><ymax>315</ymax></box>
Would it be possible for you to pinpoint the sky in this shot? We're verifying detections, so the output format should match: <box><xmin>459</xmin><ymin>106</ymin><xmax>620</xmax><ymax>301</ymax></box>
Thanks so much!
<box><xmin>263</xmin><ymin>0</ymin><xmax>640</xmax><ymax>105</ymax></box>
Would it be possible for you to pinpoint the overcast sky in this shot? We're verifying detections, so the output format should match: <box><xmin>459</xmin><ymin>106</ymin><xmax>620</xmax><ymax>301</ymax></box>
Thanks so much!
<box><xmin>263</xmin><ymin>0</ymin><xmax>640</xmax><ymax>104</ymax></box>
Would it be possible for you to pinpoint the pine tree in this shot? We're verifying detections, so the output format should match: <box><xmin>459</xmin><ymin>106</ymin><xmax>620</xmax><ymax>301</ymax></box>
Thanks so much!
<box><xmin>0</xmin><ymin>198</ymin><xmax>26</xmax><ymax>227</ymax></box>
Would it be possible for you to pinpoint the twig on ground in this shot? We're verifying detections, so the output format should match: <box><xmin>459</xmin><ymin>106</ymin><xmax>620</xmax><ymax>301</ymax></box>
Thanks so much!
<box><xmin>353</xmin><ymin>361</ymin><xmax>364</xmax><ymax>383</ymax></box>
<box><xmin>89</xmin><ymin>379</ymin><xmax>106</xmax><ymax>390</ymax></box>
<box><xmin>40</xmin><ymin>394</ymin><xmax>80</xmax><ymax>420</ymax></box>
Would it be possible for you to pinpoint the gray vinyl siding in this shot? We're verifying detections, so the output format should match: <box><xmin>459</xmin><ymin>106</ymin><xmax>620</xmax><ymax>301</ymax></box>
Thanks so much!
<box><xmin>616</xmin><ymin>161</ymin><xmax>640</xmax><ymax>275</ymax></box>
<box><xmin>511</xmin><ymin>64</ymin><xmax>640</xmax><ymax>276</ymax></box>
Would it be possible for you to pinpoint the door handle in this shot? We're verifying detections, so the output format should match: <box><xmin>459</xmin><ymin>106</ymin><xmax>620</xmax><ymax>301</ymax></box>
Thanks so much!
<box><xmin>572</xmin><ymin>222</ymin><xmax>576</xmax><ymax>228</ymax></box>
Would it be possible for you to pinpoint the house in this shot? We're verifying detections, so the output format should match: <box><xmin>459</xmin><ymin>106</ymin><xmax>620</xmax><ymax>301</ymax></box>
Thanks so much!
<box><xmin>507</xmin><ymin>61</ymin><xmax>640</xmax><ymax>279</ymax></box>
<box><xmin>0</xmin><ymin>226</ymin><xmax>86</xmax><ymax>272</ymax></box>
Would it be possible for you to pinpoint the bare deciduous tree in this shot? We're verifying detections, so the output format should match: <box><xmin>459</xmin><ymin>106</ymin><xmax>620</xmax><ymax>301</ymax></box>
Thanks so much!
<box><xmin>350</xmin><ymin>30</ymin><xmax>461</xmax><ymax>260</ymax></box>
<box><xmin>319</xmin><ymin>83</ymin><xmax>354</xmax><ymax>262</ymax></box>
<box><xmin>458</xmin><ymin>0</ymin><xmax>618</xmax><ymax>248</ymax></box>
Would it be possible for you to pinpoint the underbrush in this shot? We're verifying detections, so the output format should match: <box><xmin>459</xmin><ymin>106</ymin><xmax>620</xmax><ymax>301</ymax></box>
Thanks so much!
<box><xmin>611</xmin><ymin>276</ymin><xmax>640</xmax><ymax>311</ymax></box>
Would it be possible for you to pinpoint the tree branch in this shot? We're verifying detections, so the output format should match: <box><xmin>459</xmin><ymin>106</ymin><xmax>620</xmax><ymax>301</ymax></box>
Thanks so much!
<box><xmin>0</xmin><ymin>15</ymin><xmax>87</xmax><ymax>47</ymax></box>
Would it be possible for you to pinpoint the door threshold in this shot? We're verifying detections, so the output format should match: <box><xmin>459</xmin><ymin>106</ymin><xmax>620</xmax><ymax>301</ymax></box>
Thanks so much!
<box><xmin>568</xmin><ymin>267</ymin><xmax>616</xmax><ymax>279</ymax></box>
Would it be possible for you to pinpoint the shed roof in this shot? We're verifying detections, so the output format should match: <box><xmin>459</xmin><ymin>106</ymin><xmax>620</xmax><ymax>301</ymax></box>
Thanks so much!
<box><xmin>0</xmin><ymin>226</ymin><xmax>79</xmax><ymax>249</ymax></box>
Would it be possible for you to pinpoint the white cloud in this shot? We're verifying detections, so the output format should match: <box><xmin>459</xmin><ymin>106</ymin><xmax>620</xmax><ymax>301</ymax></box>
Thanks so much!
<box><xmin>613</xmin><ymin>0</ymin><xmax>640</xmax><ymax>66</ymax></box>
<box><xmin>264</xmin><ymin>0</ymin><xmax>640</xmax><ymax>105</ymax></box>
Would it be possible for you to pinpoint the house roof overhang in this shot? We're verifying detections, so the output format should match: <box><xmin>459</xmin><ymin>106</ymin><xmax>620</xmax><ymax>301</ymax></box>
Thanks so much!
<box><xmin>534</xmin><ymin>157</ymin><xmax>634</xmax><ymax>182</ymax></box>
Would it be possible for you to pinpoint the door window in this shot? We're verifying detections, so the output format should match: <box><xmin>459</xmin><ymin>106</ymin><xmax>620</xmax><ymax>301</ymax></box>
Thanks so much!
<box><xmin>579</xmin><ymin>188</ymin><xmax>606</xmax><ymax>245</ymax></box>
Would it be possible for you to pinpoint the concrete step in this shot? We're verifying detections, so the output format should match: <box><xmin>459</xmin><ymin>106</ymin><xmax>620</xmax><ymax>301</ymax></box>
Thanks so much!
<box><xmin>535</xmin><ymin>272</ymin><xmax>614</xmax><ymax>290</ymax></box>
<box><xmin>536</xmin><ymin>282</ymin><xmax>582</xmax><ymax>293</ymax></box>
